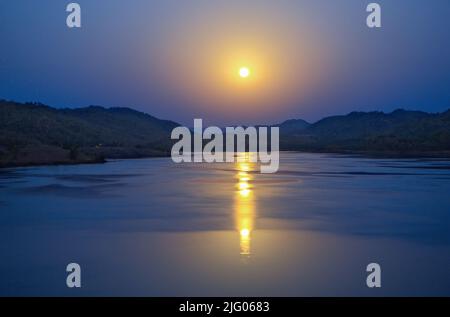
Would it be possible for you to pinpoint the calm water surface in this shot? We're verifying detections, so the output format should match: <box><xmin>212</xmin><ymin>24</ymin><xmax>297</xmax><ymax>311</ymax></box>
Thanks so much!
<box><xmin>1</xmin><ymin>153</ymin><xmax>450</xmax><ymax>296</ymax></box>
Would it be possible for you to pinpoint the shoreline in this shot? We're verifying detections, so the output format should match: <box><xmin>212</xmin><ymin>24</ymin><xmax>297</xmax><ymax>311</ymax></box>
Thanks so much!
<box><xmin>2</xmin><ymin>150</ymin><xmax>450</xmax><ymax>170</ymax></box>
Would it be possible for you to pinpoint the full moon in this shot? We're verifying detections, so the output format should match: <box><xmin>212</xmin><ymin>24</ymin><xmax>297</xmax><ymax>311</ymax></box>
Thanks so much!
<box><xmin>239</xmin><ymin>67</ymin><xmax>250</xmax><ymax>78</ymax></box>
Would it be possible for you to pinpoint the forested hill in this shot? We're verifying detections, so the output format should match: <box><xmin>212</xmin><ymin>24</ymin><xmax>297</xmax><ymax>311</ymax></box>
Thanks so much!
<box><xmin>1</xmin><ymin>100</ymin><xmax>450</xmax><ymax>167</ymax></box>
<box><xmin>279</xmin><ymin>109</ymin><xmax>450</xmax><ymax>156</ymax></box>
<box><xmin>0</xmin><ymin>100</ymin><xmax>179</xmax><ymax>167</ymax></box>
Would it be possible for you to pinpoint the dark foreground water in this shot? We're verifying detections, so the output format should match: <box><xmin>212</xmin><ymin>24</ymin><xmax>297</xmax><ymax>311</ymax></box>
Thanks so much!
<box><xmin>1</xmin><ymin>153</ymin><xmax>450</xmax><ymax>296</ymax></box>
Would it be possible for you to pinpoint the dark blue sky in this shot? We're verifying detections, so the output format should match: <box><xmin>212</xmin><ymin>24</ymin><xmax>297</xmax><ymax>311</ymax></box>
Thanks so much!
<box><xmin>1</xmin><ymin>0</ymin><xmax>449</xmax><ymax>125</ymax></box>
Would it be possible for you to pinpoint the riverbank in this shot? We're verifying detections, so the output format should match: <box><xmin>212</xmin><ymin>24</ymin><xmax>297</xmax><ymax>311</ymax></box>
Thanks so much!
<box><xmin>0</xmin><ymin>144</ymin><xmax>171</xmax><ymax>169</ymax></box>
<box><xmin>2</xmin><ymin>148</ymin><xmax>450</xmax><ymax>169</ymax></box>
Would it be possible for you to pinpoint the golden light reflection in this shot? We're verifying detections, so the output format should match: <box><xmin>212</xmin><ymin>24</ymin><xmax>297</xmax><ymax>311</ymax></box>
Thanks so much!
<box><xmin>234</xmin><ymin>153</ymin><xmax>257</xmax><ymax>258</ymax></box>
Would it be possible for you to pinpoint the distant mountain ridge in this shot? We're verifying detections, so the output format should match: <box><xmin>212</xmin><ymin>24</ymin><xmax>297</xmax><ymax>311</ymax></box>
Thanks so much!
<box><xmin>1</xmin><ymin>99</ymin><xmax>450</xmax><ymax>167</ymax></box>
<box><xmin>279</xmin><ymin>109</ymin><xmax>450</xmax><ymax>154</ymax></box>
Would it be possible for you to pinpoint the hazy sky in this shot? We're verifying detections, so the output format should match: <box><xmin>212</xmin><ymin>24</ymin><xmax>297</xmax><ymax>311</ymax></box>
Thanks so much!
<box><xmin>1</xmin><ymin>0</ymin><xmax>449</xmax><ymax>125</ymax></box>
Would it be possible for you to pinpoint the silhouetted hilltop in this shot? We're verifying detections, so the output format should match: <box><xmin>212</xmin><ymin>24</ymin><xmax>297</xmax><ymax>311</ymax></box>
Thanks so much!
<box><xmin>0</xmin><ymin>100</ymin><xmax>179</xmax><ymax>167</ymax></box>
<box><xmin>280</xmin><ymin>109</ymin><xmax>450</xmax><ymax>155</ymax></box>
<box><xmin>278</xmin><ymin>118</ymin><xmax>311</xmax><ymax>134</ymax></box>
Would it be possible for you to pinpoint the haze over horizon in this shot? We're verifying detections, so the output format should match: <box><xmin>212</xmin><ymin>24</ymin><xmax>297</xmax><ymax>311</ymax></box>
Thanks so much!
<box><xmin>1</xmin><ymin>0</ymin><xmax>449</xmax><ymax>126</ymax></box>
